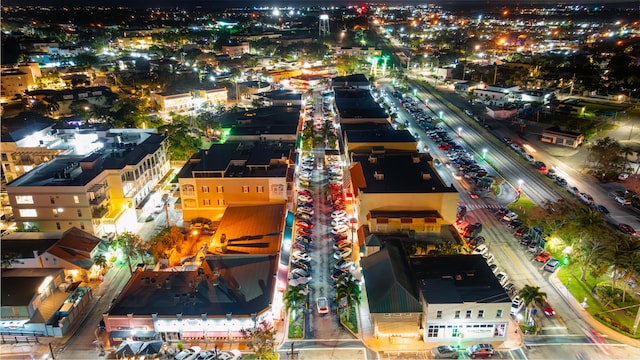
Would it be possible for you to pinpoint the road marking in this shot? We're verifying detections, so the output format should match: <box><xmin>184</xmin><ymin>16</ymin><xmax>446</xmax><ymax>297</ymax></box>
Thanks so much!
<box><xmin>502</xmin><ymin>245</ymin><xmax>536</xmax><ymax>285</ymax></box>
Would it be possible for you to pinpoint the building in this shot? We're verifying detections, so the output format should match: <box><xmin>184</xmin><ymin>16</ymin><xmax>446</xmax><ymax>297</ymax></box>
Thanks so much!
<box><xmin>176</xmin><ymin>142</ymin><xmax>294</xmax><ymax>223</ymax></box>
<box><xmin>412</xmin><ymin>255</ymin><xmax>511</xmax><ymax>342</ymax></box>
<box><xmin>454</xmin><ymin>81</ymin><xmax>482</xmax><ymax>94</ymax></box>
<box><xmin>555</xmin><ymin>99</ymin><xmax>586</xmax><ymax>116</ymax></box>
<box><xmin>252</xmin><ymin>90</ymin><xmax>302</xmax><ymax>107</ymax></box>
<box><xmin>334</xmin><ymin>88</ymin><xmax>389</xmax><ymax>124</ymax></box>
<box><xmin>334</xmin><ymin>47</ymin><xmax>382</xmax><ymax>59</ymax></box>
<box><xmin>221</xmin><ymin>41</ymin><xmax>250</xmax><ymax>57</ymax></box>
<box><xmin>215</xmin><ymin>106</ymin><xmax>301</xmax><ymax>143</ymax></box>
<box><xmin>485</xmin><ymin>106</ymin><xmax>517</xmax><ymax>120</ymax></box>
<box><xmin>115</xmin><ymin>36</ymin><xmax>154</xmax><ymax>50</ymax></box>
<box><xmin>0</xmin><ymin>267</ymin><xmax>94</xmax><ymax>337</ymax></box>
<box><xmin>0</xmin><ymin>227</ymin><xmax>104</xmax><ymax>282</ymax></box>
<box><xmin>267</xmin><ymin>69</ymin><xmax>303</xmax><ymax>83</ymax></box>
<box><xmin>103</xmin><ymin>203</ymin><xmax>285</xmax><ymax>344</ymax></box>
<box><xmin>1</xmin><ymin>119</ymin><xmax>64</xmax><ymax>184</ymax></box>
<box><xmin>541</xmin><ymin>127</ymin><xmax>584</xmax><ymax>148</ymax></box>
<box><xmin>516</xmin><ymin>89</ymin><xmax>554</xmax><ymax>104</ymax></box>
<box><xmin>0</xmin><ymin>63</ymin><xmax>41</xmax><ymax>103</ymax></box>
<box><xmin>6</xmin><ymin>130</ymin><xmax>170</xmax><ymax>236</ymax></box>
<box><xmin>150</xmin><ymin>88</ymin><xmax>227</xmax><ymax>112</ymax></box>
<box><xmin>24</xmin><ymin>86</ymin><xmax>115</xmax><ymax>118</ymax></box>
<box><xmin>344</xmin><ymin>128</ymin><xmax>416</xmax><ymax>153</ymax></box>
<box><xmin>361</xmin><ymin>240</ymin><xmax>511</xmax><ymax>342</ymax></box>
<box><xmin>349</xmin><ymin>149</ymin><xmax>459</xmax><ymax>228</ymax></box>
<box><xmin>332</xmin><ymin>73</ymin><xmax>370</xmax><ymax>89</ymax></box>
<box><xmin>472</xmin><ymin>89</ymin><xmax>509</xmax><ymax>106</ymax></box>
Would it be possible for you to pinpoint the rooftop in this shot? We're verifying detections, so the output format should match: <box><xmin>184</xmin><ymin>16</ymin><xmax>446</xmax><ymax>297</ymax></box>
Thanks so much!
<box><xmin>352</xmin><ymin>151</ymin><xmax>456</xmax><ymax>194</ymax></box>
<box><xmin>332</xmin><ymin>73</ymin><xmax>370</xmax><ymax>86</ymax></box>
<box><xmin>411</xmin><ymin>255</ymin><xmax>511</xmax><ymax>304</ymax></box>
<box><xmin>334</xmin><ymin>88</ymin><xmax>388</xmax><ymax>121</ymax></box>
<box><xmin>217</xmin><ymin>105</ymin><xmax>301</xmax><ymax>136</ymax></box>
<box><xmin>344</xmin><ymin>128</ymin><xmax>416</xmax><ymax>144</ymax></box>
<box><xmin>177</xmin><ymin>142</ymin><xmax>294</xmax><ymax>179</ymax></box>
<box><xmin>258</xmin><ymin>90</ymin><xmax>303</xmax><ymax>101</ymax></box>
<box><xmin>7</xmin><ymin>132</ymin><xmax>165</xmax><ymax>187</ymax></box>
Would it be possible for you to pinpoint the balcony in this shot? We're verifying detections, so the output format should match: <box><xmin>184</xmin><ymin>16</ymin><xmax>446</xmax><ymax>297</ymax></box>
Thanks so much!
<box><xmin>91</xmin><ymin>206</ymin><xmax>109</xmax><ymax>219</ymax></box>
<box><xmin>89</xmin><ymin>193</ymin><xmax>108</xmax><ymax>205</ymax></box>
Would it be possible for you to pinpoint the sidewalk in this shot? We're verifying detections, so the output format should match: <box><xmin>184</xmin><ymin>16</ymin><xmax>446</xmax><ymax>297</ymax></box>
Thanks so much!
<box><xmin>548</xmin><ymin>272</ymin><xmax>640</xmax><ymax>348</ymax></box>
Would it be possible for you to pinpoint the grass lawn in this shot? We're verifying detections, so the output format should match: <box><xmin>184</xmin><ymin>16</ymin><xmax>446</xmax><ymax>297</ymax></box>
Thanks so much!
<box><xmin>340</xmin><ymin>308</ymin><xmax>358</xmax><ymax>334</ymax></box>
<box><xmin>287</xmin><ymin>311</ymin><xmax>304</xmax><ymax>339</ymax></box>
<box><xmin>508</xmin><ymin>195</ymin><xmax>536</xmax><ymax>224</ymax></box>
<box><xmin>557</xmin><ymin>265</ymin><xmax>640</xmax><ymax>338</ymax></box>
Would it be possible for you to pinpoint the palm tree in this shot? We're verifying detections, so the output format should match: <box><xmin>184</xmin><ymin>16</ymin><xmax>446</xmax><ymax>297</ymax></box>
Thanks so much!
<box><xmin>110</xmin><ymin>232</ymin><xmax>144</xmax><ymax>274</ymax></box>
<box><xmin>283</xmin><ymin>285</ymin><xmax>306</xmax><ymax>320</ymax></box>
<box><xmin>519</xmin><ymin>285</ymin><xmax>547</xmax><ymax>323</ymax></box>
<box><xmin>602</xmin><ymin>235</ymin><xmax>640</xmax><ymax>302</ymax></box>
<box><xmin>336</xmin><ymin>273</ymin><xmax>361</xmax><ymax>321</ymax></box>
<box><xmin>93</xmin><ymin>254</ymin><xmax>108</xmax><ymax>269</ymax></box>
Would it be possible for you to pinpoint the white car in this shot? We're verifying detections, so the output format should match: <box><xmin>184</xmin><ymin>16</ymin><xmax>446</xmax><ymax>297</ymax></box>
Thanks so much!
<box><xmin>333</xmin><ymin>248</ymin><xmax>352</xmax><ymax>260</ymax></box>
<box><xmin>510</xmin><ymin>296</ymin><xmax>524</xmax><ymax>315</ymax></box>
<box><xmin>615</xmin><ymin>196</ymin><xmax>632</xmax><ymax>205</ymax></box>
<box><xmin>331</xmin><ymin>210</ymin><xmax>348</xmax><ymax>218</ymax></box>
<box><xmin>472</xmin><ymin>244</ymin><xmax>488</xmax><ymax>257</ymax></box>
<box><xmin>292</xmin><ymin>251</ymin><xmax>311</xmax><ymax>262</ymax></box>
<box><xmin>289</xmin><ymin>276</ymin><xmax>312</xmax><ymax>286</ymax></box>
<box><xmin>316</xmin><ymin>297</ymin><xmax>329</xmax><ymax>314</ymax></box>
<box><xmin>496</xmin><ymin>272</ymin><xmax>509</xmax><ymax>286</ymax></box>
<box><xmin>175</xmin><ymin>346</ymin><xmax>202</xmax><ymax>360</ymax></box>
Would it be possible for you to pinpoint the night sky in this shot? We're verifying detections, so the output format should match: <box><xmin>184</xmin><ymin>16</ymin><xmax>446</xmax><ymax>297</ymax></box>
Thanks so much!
<box><xmin>2</xmin><ymin>0</ymin><xmax>636</xmax><ymax>8</ymax></box>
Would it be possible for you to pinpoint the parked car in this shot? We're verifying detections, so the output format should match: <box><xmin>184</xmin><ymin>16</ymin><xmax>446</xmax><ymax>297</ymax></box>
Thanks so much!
<box><xmin>467</xmin><ymin>344</ymin><xmax>494</xmax><ymax>359</ymax></box>
<box><xmin>513</xmin><ymin>227</ymin><xmax>529</xmax><ymax>237</ymax></box>
<box><xmin>496</xmin><ymin>272</ymin><xmax>509</xmax><ymax>286</ymax></box>
<box><xmin>502</xmin><ymin>212</ymin><xmax>518</xmax><ymax>222</ymax></box>
<box><xmin>534</xmin><ymin>251</ymin><xmax>551</xmax><ymax>263</ymax></box>
<box><xmin>618</xmin><ymin>173</ymin><xmax>630</xmax><ymax>181</ymax></box>
<box><xmin>544</xmin><ymin>259</ymin><xmax>560</xmax><ymax>272</ymax></box>
<box><xmin>523</xmin><ymin>154</ymin><xmax>535</xmax><ymax>163</ymax></box>
<box><xmin>510</xmin><ymin>296</ymin><xmax>524</xmax><ymax>315</ymax></box>
<box><xmin>431</xmin><ymin>345</ymin><xmax>459</xmax><ymax>359</ymax></box>
<box><xmin>615</xmin><ymin>196</ymin><xmax>632</xmax><ymax>205</ymax></box>
<box><xmin>507</xmin><ymin>219</ymin><xmax>523</xmax><ymax>229</ymax></box>
<box><xmin>618</xmin><ymin>223</ymin><xmax>637</xmax><ymax>236</ymax></box>
<box><xmin>175</xmin><ymin>346</ymin><xmax>202</xmax><ymax>360</ymax></box>
<box><xmin>533</xmin><ymin>161</ymin><xmax>548</xmax><ymax>173</ymax></box>
<box><xmin>578</xmin><ymin>193</ymin><xmax>594</xmax><ymax>205</ymax></box>
<box><xmin>595</xmin><ymin>205</ymin><xmax>610</xmax><ymax>215</ymax></box>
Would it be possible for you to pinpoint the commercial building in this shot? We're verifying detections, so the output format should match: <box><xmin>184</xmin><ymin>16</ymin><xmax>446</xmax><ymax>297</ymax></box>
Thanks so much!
<box><xmin>221</xmin><ymin>41</ymin><xmax>250</xmax><ymax>57</ymax></box>
<box><xmin>333</xmin><ymin>88</ymin><xmax>389</xmax><ymax>124</ymax></box>
<box><xmin>0</xmin><ymin>63</ymin><xmax>41</xmax><ymax>103</ymax></box>
<box><xmin>24</xmin><ymin>86</ymin><xmax>115</xmax><ymax>118</ymax></box>
<box><xmin>176</xmin><ymin>142</ymin><xmax>294</xmax><ymax>223</ymax></box>
<box><xmin>332</xmin><ymin>73</ymin><xmax>371</xmax><ymax>89</ymax></box>
<box><xmin>541</xmin><ymin>127</ymin><xmax>585</xmax><ymax>148</ymax></box>
<box><xmin>6</xmin><ymin>129</ymin><xmax>170</xmax><ymax>236</ymax></box>
<box><xmin>362</xmin><ymin>240</ymin><xmax>511</xmax><ymax>342</ymax></box>
<box><xmin>103</xmin><ymin>203</ymin><xmax>285</xmax><ymax>344</ymax></box>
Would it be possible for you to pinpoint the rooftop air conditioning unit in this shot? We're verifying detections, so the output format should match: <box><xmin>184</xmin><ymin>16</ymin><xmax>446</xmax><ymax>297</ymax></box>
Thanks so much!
<box><xmin>374</xmin><ymin>171</ymin><xmax>384</xmax><ymax>180</ymax></box>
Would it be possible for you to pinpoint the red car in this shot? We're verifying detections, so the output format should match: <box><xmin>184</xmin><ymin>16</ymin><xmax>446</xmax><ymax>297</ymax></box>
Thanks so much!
<box><xmin>438</xmin><ymin>143</ymin><xmax>452</xmax><ymax>150</ymax></box>
<box><xmin>534</xmin><ymin>250</ymin><xmax>551</xmax><ymax>263</ymax></box>
<box><xmin>618</xmin><ymin>223</ymin><xmax>637</xmax><ymax>236</ymax></box>
<box><xmin>542</xmin><ymin>301</ymin><xmax>555</xmax><ymax>316</ymax></box>
<box><xmin>296</xmin><ymin>221</ymin><xmax>314</xmax><ymax>229</ymax></box>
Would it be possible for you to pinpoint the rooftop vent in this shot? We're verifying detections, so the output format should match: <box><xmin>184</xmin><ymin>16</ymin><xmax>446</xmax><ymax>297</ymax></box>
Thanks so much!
<box><xmin>412</xmin><ymin>156</ymin><xmax>421</xmax><ymax>164</ymax></box>
<box><xmin>454</xmin><ymin>274</ymin><xmax>463</xmax><ymax>281</ymax></box>
<box><xmin>422</xmin><ymin>173</ymin><xmax>431</xmax><ymax>180</ymax></box>
<box><xmin>374</xmin><ymin>171</ymin><xmax>384</xmax><ymax>180</ymax></box>
<box><xmin>368</xmin><ymin>156</ymin><xmax>377</xmax><ymax>164</ymax></box>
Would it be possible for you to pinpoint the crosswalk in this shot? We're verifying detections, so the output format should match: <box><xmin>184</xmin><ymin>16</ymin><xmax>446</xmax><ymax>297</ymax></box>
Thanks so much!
<box><xmin>462</xmin><ymin>203</ymin><xmax>504</xmax><ymax>211</ymax></box>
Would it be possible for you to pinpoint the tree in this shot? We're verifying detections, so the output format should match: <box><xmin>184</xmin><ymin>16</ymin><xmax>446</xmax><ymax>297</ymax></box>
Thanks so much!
<box><xmin>602</xmin><ymin>235</ymin><xmax>640</xmax><ymax>302</ymax></box>
<box><xmin>93</xmin><ymin>253</ymin><xmax>108</xmax><ymax>269</ymax></box>
<box><xmin>525</xmin><ymin>199</ymin><xmax>577</xmax><ymax>235</ymax></box>
<box><xmin>147</xmin><ymin>226</ymin><xmax>184</xmax><ymax>262</ymax></box>
<box><xmin>574</xmin><ymin>235</ymin><xmax>606</xmax><ymax>282</ymax></box>
<box><xmin>240</xmin><ymin>319</ymin><xmax>277</xmax><ymax>360</ymax></box>
<box><xmin>110</xmin><ymin>232</ymin><xmax>144</xmax><ymax>274</ymax></box>
<box><xmin>428</xmin><ymin>241</ymin><xmax>467</xmax><ymax>255</ymax></box>
<box><xmin>283</xmin><ymin>285</ymin><xmax>307</xmax><ymax>320</ymax></box>
<box><xmin>519</xmin><ymin>285</ymin><xmax>547</xmax><ymax>323</ymax></box>
<box><xmin>1</xmin><ymin>251</ymin><xmax>20</xmax><ymax>268</ymax></box>
<box><xmin>336</xmin><ymin>273</ymin><xmax>361</xmax><ymax>320</ymax></box>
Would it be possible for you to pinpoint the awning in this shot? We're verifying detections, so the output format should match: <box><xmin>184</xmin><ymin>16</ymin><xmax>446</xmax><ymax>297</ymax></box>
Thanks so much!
<box><xmin>181</xmin><ymin>331</ymin><xmax>204</xmax><ymax>338</ymax></box>
<box><xmin>109</xmin><ymin>330</ymin><xmax>156</xmax><ymax>339</ymax></box>
<box><xmin>376</xmin><ymin>322</ymin><xmax>420</xmax><ymax>337</ymax></box>
<box><xmin>204</xmin><ymin>331</ymin><xmax>229</xmax><ymax>338</ymax></box>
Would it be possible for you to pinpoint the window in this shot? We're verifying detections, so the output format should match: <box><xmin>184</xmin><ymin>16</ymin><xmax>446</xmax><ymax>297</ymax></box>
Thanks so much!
<box><xmin>216</xmin><ymin>186</ymin><xmax>224</xmax><ymax>193</ymax></box>
<box><xmin>202</xmin><ymin>186</ymin><xmax>210</xmax><ymax>193</ymax></box>
<box><xmin>19</xmin><ymin>209</ymin><xmax>37</xmax><ymax>217</ymax></box>
<box><xmin>454</xmin><ymin>311</ymin><xmax>460</xmax><ymax>319</ymax></box>
<box><xmin>77</xmin><ymin>209</ymin><xmax>82</xmax><ymax>217</ymax></box>
<box><xmin>478</xmin><ymin>310</ymin><xmax>484</xmax><ymax>318</ymax></box>
<box><xmin>1</xmin><ymin>153</ymin><xmax>7</xmax><ymax>161</ymax></box>
<box><xmin>242</xmin><ymin>186</ymin><xmax>250</xmax><ymax>193</ymax></box>
<box><xmin>203</xmin><ymin>199</ymin><xmax>211</xmax><ymax>206</ymax></box>
<box><xmin>257</xmin><ymin>186</ymin><xmax>264</xmax><ymax>193</ymax></box>
<box><xmin>466</xmin><ymin>310</ymin><xmax>472</xmax><ymax>319</ymax></box>
<box><xmin>73</xmin><ymin>195</ymin><xmax>80</xmax><ymax>204</ymax></box>
<box><xmin>15</xmin><ymin>195</ymin><xmax>34</xmax><ymax>204</ymax></box>
<box><xmin>80</xmin><ymin>222</ymin><xmax>85</xmax><ymax>230</ymax></box>
<box><xmin>427</xmin><ymin>326</ymin><xmax>439</xmax><ymax>338</ymax></box>
<box><xmin>496</xmin><ymin>309</ymin><xmax>503</xmax><ymax>318</ymax></box>
<box><xmin>53</xmin><ymin>209</ymin><xmax>59</xmax><ymax>217</ymax></box>
<box><xmin>436</xmin><ymin>310</ymin><xmax>442</xmax><ymax>319</ymax></box>
<box><xmin>217</xmin><ymin>199</ymin><xmax>225</xmax><ymax>206</ymax></box>
<box><xmin>50</xmin><ymin>196</ymin><xmax>55</xmax><ymax>204</ymax></box>
<box><xmin>56</xmin><ymin>222</ymin><xmax>61</xmax><ymax>230</ymax></box>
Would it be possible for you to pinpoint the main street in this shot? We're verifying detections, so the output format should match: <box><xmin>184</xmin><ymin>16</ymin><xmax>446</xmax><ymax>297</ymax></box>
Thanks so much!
<box><xmin>380</xmin><ymin>79</ymin><xmax>640</xmax><ymax>359</ymax></box>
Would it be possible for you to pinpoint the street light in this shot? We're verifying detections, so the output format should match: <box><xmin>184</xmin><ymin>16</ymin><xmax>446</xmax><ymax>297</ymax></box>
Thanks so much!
<box><xmin>438</xmin><ymin>111</ymin><xmax>443</xmax><ymax>119</ymax></box>
<box><xmin>517</xmin><ymin>179</ymin><xmax>524</xmax><ymax>193</ymax></box>
<box><xmin>457</xmin><ymin>127</ymin><xmax>462</xmax><ymax>137</ymax></box>
<box><xmin>482</xmin><ymin>148</ymin><xmax>488</xmax><ymax>160</ymax></box>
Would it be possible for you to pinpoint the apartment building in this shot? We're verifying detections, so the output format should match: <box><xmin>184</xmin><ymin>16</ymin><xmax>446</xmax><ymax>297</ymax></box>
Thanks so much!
<box><xmin>5</xmin><ymin>130</ymin><xmax>169</xmax><ymax>236</ymax></box>
<box><xmin>0</xmin><ymin>62</ymin><xmax>41</xmax><ymax>103</ymax></box>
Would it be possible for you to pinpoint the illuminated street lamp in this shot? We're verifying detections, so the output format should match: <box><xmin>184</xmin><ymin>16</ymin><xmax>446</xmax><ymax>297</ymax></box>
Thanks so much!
<box><xmin>482</xmin><ymin>148</ymin><xmax>488</xmax><ymax>160</ymax></box>
<box><xmin>457</xmin><ymin>127</ymin><xmax>462</xmax><ymax>137</ymax></box>
<box><xmin>413</xmin><ymin>89</ymin><xmax>417</xmax><ymax>97</ymax></box>
<box><xmin>517</xmin><ymin>179</ymin><xmax>524</xmax><ymax>193</ymax></box>
<box><xmin>438</xmin><ymin>111</ymin><xmax>443</xmax><ymax>119</ymax></box>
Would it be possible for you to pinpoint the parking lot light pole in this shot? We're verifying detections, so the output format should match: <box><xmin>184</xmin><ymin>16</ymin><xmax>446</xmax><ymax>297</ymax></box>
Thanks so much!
<box><xmin>517</xmin><ymin>179</ymin><xmax>524</xmax><ymax>193</ymax></box>
<box><xmin>482</xmin><ymin>148</ymin><xmax>488</xmax><ymax>160</ymax></box>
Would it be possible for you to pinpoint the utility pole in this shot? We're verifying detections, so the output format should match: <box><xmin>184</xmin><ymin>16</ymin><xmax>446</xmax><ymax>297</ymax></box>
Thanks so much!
<box><xmin>493</xmin><ymin>64</ymin><xmax>498</xmax><ymax>84</ymax></box>
<box><xmin>569</xmin><ymin>73</ymin><xmax>576</xmax><ymax>97</ymax></box>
